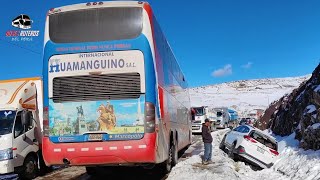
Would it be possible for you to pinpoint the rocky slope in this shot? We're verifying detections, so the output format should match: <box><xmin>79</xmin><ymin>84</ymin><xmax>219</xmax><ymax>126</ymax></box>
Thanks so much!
<box><xmin>260</xmin><ymin>63</ymin><xmax>320</xmax><ymax>150</ymax></box>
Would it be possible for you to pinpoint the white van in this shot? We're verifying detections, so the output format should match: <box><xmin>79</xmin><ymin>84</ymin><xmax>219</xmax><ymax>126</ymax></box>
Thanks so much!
<box><xmin>0</xmin><ymin>77</ymin><xmax>46</xmax><ymax>179</ymax></box>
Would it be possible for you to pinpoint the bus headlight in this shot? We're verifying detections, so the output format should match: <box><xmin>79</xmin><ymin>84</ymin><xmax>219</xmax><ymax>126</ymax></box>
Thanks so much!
<box><xmin>0</xmin><ymin>148</ymin><xmax>13</xmax><ymax>161</ymax></box>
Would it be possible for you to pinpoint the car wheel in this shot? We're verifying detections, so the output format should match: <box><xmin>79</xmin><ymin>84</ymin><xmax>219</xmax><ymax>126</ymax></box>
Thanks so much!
<box><xmin>228</xmin><ymin>142</ymin><xmax>236</xmax><ymax>159</ymax></box>
<box><xmin>219</xmin><ymin>135</ymin><xmax>227</xmax><ymax>151</ymax></box>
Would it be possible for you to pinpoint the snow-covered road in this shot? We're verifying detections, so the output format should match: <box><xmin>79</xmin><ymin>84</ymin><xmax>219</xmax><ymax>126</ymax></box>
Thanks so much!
<box><xmin>168</xmin><ymin>129</ymin><xmax>320</xmax><ymax>180</ymax></box>
<box><xmin>18</xmin><ymin>129</ymin><xmax>320</xmax><ymax>180</ymax></box>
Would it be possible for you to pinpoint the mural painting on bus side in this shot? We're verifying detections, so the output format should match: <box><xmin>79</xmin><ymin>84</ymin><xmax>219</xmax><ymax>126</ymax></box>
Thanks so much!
<box><xmin>48</xmin><ymin>95</ymin><xmax>145</xmax><ymax>136</ymax></box>
<box><xmin>97</xmin><ymin>102</ymin><xmax>116</xmax><ymax>131</ymax></box>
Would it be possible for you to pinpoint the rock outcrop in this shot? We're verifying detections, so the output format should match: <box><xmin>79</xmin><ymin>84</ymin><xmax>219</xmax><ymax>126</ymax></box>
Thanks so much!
<box><xmin>259</xmin><ymin>63</ymin><xmax>320</xmax><ymax>150</ymax></box>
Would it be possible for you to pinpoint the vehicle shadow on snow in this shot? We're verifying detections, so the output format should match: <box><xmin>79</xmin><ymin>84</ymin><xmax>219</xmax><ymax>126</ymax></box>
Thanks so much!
<box><xmin>73</xmin><ymin>166</ymin><xmax>169</xmax><ymax>180</ymax></box>
<box><xmin>71</xmin><ymin>147</ymin><xmax>192</xmax><ymax>180</ymax></box>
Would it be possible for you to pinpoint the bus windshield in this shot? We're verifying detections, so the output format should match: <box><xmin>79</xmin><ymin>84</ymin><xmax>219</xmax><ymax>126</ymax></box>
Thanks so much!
<box><xmin>0</xmin><ymin>111</ymin><xmax>16</xmax><ymax>135</ymax></box>
<box><xmin>49</xmin><ymin>7</ymin><xmax>143</xmax><ymax>43</ymax></box>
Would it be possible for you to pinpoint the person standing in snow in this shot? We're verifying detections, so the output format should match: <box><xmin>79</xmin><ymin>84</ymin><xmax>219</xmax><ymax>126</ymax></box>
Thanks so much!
<box><xmin>202</xmin><ymin>118</ymin><xmax>213</xmax><ymax>165</ymax></box>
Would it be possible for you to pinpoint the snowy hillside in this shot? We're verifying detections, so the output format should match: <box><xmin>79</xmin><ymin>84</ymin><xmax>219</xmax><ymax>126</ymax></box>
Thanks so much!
<box><xmin>189</xmin><ymin>75</ymin><xmax>311</xmax><ymax>117</ymax></box>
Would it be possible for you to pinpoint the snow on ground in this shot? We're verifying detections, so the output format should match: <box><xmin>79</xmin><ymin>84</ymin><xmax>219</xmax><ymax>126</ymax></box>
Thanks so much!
<box><xmin>189</xmin><ymin>75</ymin><xmax>310</xmax><ymax>116</ymax></box>
<box><xmin>306</xmin><ymin>105</ymin><xmax>317</xmax><ymax>114</ymax></box>
<box><xmin>168</xmin><ymin>129</ymin><xmax>320</xmax><ymax>180</ymax></box>
<box><xmin>311</xmin><ymin>123</ymin><xmax>320</xmax><ymax>129</ymax></box>
<box><xmin>314</xmin><ymin>85</ymin><xmax>320</xmax><ymax>92</ymax></box>
<box><xmin>35</xmin><ymin>166</ymin><xmax>86</xmax><ymax>180</ymax></box>
<box><xmin>272</xmin><ymin>133</ymin><xmax>320</xmax><ymax>180</ymax></box>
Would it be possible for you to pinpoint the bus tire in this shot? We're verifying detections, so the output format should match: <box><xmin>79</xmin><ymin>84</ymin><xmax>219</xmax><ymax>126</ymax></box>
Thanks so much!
<box><xmin>172</xmin><ymin>139</ymin><xmax>178</xmax><ymax>166</ymax></box>
<box><xmin>162</xmin><ymin>140</ymin><xmax>175</xmax><ymax>173</ymax></box>
<box><xmin>21</xmin><ymin>154</ymin><xmax>39</xmax><ymax>180</ymax></box>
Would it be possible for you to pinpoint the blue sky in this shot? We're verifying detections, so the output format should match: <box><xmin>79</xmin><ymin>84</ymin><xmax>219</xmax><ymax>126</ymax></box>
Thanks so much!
<box><xmin>0</xmin><ymin>0</ymin><xmax>319</xmax><ymax>87</ymax></box>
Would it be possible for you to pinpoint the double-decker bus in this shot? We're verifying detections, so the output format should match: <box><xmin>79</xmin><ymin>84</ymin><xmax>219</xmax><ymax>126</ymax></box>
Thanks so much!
<box><xmin>42</xmin><ymin>1</ymin><xmax>192</xmax><ymax>173</ymax></box>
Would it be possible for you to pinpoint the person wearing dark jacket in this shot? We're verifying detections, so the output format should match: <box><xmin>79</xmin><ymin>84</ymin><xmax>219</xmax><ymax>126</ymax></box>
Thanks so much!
<box><xmin>202</xmin><ymin>118</ymin><xmax>213</xmax><ymax>165</ymax></box>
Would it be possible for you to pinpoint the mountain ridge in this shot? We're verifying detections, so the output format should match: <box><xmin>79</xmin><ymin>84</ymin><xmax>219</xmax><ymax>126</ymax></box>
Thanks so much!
<box><xmin>189</xmin><ymin>75</ymin><xmax>311</xmax><ymax>117</ymax></box>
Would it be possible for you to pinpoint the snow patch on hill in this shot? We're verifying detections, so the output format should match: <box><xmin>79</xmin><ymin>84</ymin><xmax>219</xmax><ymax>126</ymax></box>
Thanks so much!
<box><xmin>189</xmin><ymin>75</ymin><xmax>311</xmax><ymax>116</ymax></box>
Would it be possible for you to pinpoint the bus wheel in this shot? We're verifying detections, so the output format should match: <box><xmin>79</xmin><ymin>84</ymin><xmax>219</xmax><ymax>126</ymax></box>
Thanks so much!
<box><xmin>172</xmin><ymin>140</ymin><xmax>178</xmax><ymax>166</ymax></box>
<box><xmin>21</xmin><ymin>155</ymin><xmax>39</xmax><ymax>180</ymax></box>
<box><xmin>163</xmin><ymin>142</ymin><xmax>174</xmax><ymax>173</ymax></box>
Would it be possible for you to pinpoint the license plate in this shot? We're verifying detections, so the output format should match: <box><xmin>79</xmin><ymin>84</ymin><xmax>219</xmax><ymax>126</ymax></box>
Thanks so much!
<box><xmin>257</xmin><ymin>146</ymin><xmax>264</xmax><ymax>154</ymax></box>
<box><xmin>88</xmin><ymin>134</ymin><xmax>103</xmax><ymax>141</ymax></box>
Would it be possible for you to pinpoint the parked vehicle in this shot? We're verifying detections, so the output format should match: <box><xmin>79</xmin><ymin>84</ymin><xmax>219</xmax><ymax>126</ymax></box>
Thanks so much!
<box><xmin>0</xmin><ymin>77</ymin><xmax>46</xmax><ymax>179</ymax></box>
<box><xmin>240</xmin><ymin>118</ymin><xmax>254</xmax><ymax>126</ymax></box>
<box><xmin>191</xmin><ymin>106</ymin><xmax>216</xmax><ymax>133</ymax></box>
<box><xmin>43</xmin><ymin>1</ymin><xmax>192</xmax><ymax>174</ymax></box>
<box><xmin>214</xmin><ymin>107</ymin><xmax>230</xmax><ymax>129</ymax></box>
<box><xmin>239</xmin><ymin>118</ymin><xmax>248</xmax><ymax>125</ymax></box>
<box><xmin>228</xmin><ymin>109</ymin><xmax>239</xmax><ymax>128</ymax></box>
<box><xmin>220</xmin><ymin>125</ymin><xmax>279</xmax><ymax>169</ymax></box>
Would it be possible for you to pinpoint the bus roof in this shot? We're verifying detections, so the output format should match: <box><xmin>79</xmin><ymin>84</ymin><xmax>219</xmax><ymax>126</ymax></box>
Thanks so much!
<box><xmin>48</xmin><ymin>1</ymin><xmax>148</xmax><ymax>15</ymax></box>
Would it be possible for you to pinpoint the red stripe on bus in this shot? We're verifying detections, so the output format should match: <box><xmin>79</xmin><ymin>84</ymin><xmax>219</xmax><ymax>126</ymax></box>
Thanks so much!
<box><xmin>158</xmin><ymin>86</ymin><xmax>165</xmax><ymax>118</ymax></box>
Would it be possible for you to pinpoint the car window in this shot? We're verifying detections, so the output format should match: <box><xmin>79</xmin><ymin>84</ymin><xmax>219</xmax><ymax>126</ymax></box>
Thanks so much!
<box><xmin>238</xmin><ymin>126</ymin><xmax>246</xmax><ymax>133</ymax></box>
<box><xmin>250</xmin><ymin>131</ymin><xmax>277</xmax><ymax>150</ymax></box>
<box><xmin>242</xmin><ymin>126</ymin><xmax>250</xmax><ymax>133</ymax></box>
<box><xmin>233</xmin><ymin>125</ymin><xmax>248</xmax><ymax>133</ymax></box>
<box><xmin>233</xmin><ymin>126</ymin><xmax>242</xmax><ymax>132</ymax></box>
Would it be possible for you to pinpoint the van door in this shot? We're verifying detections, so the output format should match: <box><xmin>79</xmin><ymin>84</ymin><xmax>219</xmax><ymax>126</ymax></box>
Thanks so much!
<box><xmin>13</xmin><ymin>111</ymin><xmax>37</xmax><ymax>167</ymax></box>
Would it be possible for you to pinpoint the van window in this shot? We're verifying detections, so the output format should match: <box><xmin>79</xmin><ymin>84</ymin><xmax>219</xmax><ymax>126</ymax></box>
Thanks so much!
<box><xmin>14</xmin><ymin>112</ymin><xmax>24</xmax><ymax>138</ymax></box>
<box><xmin>25</xmin><ymin>111</ymin><xmax>34</xmax><ymax>131</ymax></box>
